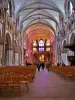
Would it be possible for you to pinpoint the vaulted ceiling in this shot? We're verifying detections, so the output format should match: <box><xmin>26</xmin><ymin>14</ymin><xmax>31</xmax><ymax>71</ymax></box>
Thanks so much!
<box><xmin>14</xmin><ymin>0</ymin><xmax>65</xmax><ymax>32</ymax></box>
<box><xmin>25</xmin><ymin>23</ymin><xmax>55</xmax><ymax>43</ymax></box>
<box><xmin>13</xmin><ymin>0</ymin><xmax>65</xmax><ymax>45</ymax></box>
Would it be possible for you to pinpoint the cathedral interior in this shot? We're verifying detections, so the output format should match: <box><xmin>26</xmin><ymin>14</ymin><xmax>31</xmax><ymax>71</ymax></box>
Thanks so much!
<box><xmin>0</xmin><ymin>0</ymin><xmax>75</xmax><ymax>100</ymax></box>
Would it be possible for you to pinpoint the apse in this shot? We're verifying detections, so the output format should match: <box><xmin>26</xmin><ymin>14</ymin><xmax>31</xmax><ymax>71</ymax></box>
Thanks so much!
<box><xmin>24</xmin><ymin>23</ymin><xmax>56</xmax><ymax>65</ymax></box>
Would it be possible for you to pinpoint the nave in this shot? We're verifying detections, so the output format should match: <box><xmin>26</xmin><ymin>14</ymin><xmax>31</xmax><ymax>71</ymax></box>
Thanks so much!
<box><xmin>0</xmin><ymin>68</ymin><xmax>75</xmax><ymax>100</ymax></box>
<box><xmin>0</xmin><ymin>0</ymin><xmax>75</xmax><ymax>99</ymax></box>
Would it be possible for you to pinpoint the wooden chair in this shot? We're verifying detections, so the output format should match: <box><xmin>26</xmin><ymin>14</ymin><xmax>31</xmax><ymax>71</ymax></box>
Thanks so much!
<box><xmin>0</xmin><ymin>75</ymin><xmax>7</xmax><ymax>96</ymax></box>
<box><xmin>6</xmin><ymin>74</ymin><xmax>21</xmax><ymax>95</ymax></box>
<box><xmin>19</xmin><ymin>74</ymin><xmax>29</xmax><ymax>92</ymax></box>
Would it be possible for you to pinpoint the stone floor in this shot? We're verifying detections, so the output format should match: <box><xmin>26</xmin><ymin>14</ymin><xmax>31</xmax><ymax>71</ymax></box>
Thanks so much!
<box><xmin>0</xmin><ymin>68</ymin><xmax>75</xmax><ymax>100</ymax></box>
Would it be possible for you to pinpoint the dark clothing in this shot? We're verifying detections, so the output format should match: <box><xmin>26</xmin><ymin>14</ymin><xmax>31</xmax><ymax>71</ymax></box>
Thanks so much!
<box><xmin>26</xmin><ymin>61</ymin><xmax>32</xmax><ymax>66</ymax></box>
<box><xmin>37</xmin><ymin>63</ymin><xmax>41</xmax><ymax>71</ymax></box>
<box><xmin>41</xmin><ymin>63</ymin><xmax>45</xmax><ymax>70</ymax></box>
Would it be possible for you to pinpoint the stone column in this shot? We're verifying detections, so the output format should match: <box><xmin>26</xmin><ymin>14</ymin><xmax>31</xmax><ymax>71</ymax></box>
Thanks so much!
<box><xmin>21</xmin><ymin>33</ymin><xmax>24</xmax><ymax>65</ymax></box>
<box><xmin>5</xmin><ymin>50</ymin><xmax>9</xmax><ymax>65</ymax></box>
<box><xmin>8</xmin><ymin>49</ymin><xmax>13</xmax><ymax>65</ymax></box>
<box><xmin>12</xmin><ymin>24</ymin><xmax>16</xmax><ymax>65</ymax></box>
<box><xmin>19</xmin><ymin>54</ymin><xmax>22</xmax><ymax>65</ymax></box>
<box><xmin>61</xmin><ymin>52</ymin><xmax>69</xmax><ymax>65</ymax></box>
<box><xmin>0</xmin><ymin>44</ymin><xmax>3</xmax><ymax>66</ymax></box>
<box><xmin>2</xmin><ymin>8</ymin><xmax>7</xmax><ymax>65</ymax></box>
<box><xmin>15</xmin><ymin>53</ymin><xmax>19</xmax><ymax>65</ymax></box>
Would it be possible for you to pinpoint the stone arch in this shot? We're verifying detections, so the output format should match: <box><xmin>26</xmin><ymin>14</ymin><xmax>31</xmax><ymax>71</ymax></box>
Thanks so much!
<box><xmin>70</xmin><ymin>33</ymin><xmax>75</xmax><ymax>44</ymax></box>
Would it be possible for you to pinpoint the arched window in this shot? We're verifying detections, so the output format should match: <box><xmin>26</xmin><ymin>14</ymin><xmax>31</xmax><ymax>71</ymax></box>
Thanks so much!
<box><xmin>46</xmin><ymin>40</ymin><xmax>50</xmax><ymax>51</ymax></box>
<box><xmin>39</xmin><ymin>40</ymin><xmax>44</xmax><ymax>51</ymax></box>
<box><xmin>7</xmin><ymin>1</ymin><xmax>12</xmax><ymax>17</ymax></box>
<box><xmin>39</xmin><ymin>40</ymin><xmax>44</xmax><ymax>46</ymax></box>
<box><xmin>33</xmin><ymin>40</ymin><xmax>37</xmax><ymax>46</ymax></box>
<box><xmin>68</xmin><ymin>1</ymin><xmax>73</xmax><ymax>16</ymax></box>
<box><xmin>46</xmin><ymin>47</ymin><xmax>50</xmax><ymax>51</ymax></box>
<box><xmin>70</xmin><ymin>2</ymin><xmax>73</xmax><ymax>15</ymax></box>
<box><xmin>46</xmin><ymin>40</ymin><xmax>50</xmax><ymax>46</ymax></box>
<box><xmin>33</xmin><ymin>40</ymin><xmax>37</xmax><ymax>52</ymax></box>
<box><xmin>7</xmin><ymin>3</ymin><xmax>10</xmax><ymax>14</ymax></box>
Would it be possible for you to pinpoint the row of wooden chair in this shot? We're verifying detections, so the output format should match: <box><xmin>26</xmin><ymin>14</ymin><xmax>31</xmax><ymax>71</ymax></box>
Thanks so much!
<box><xmin>0</xmin><ymin>65</ymin><xmax>36</xmax><ymax>96</ymax></box>
<box><xmin>48</xmin><ymin>66</ymin><xmax>75</xmax><ymax>80</ymax></box>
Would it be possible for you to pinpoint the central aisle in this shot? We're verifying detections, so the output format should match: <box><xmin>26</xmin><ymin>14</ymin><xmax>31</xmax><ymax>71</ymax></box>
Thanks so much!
<box><xmin>1</xmin><ymin>68</ymin><xmax>75</xmax><ymax>100</ymax></box>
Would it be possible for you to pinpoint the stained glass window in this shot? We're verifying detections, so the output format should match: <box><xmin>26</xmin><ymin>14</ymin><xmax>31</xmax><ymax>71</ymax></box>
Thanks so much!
<box><xmin>33</xmin><ymin>47</ymin><xmax>37</xmax><ymax>52</ymax></box>
<box><xmin>46</xmin><ymin>47</ymin><xmax>50</xmax><ymax>51</ymax></box>
<box><xmin>46</xmin><ymin>40</ymin><xmax>50</xmax><ymax>51</ymax></box>
<box><xmin>33</xmin><ymin>40</ymin><xmax>37</xmax><ymax>46</ymax></box>
<box><xmin>39</xmin><ymin>40</ymin><xmax>44</xmax><ymax>51</ymax></box>
<box><xmin>39</xmin><ymin>47</ymin><xmax>44</xmax><ymax>51</ymax></box>
<box><xmin>33</xmin><ymin>40</ymin><xmax>37</xmax><ymax>52</ymax></box>
<box><xmin>39</xmin><ymin>40</ymin><xmax>44</xmax><ymax>46</ymax></box>
<box><xmin>46</xmin><ymin>40</ymin><xmax>50</xmax><ymax>46</ymax></box>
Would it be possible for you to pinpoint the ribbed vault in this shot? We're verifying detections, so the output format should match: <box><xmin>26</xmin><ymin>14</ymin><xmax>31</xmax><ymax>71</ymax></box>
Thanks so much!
<box><xmin>25</xmin><ymin>23</ymin><xmax>55</xmax><ymax>43</ymax></box>
<box><xmin>14</xmin><ymin>0</ymin><xmax>65</xmax><ymax>33</ymax></box>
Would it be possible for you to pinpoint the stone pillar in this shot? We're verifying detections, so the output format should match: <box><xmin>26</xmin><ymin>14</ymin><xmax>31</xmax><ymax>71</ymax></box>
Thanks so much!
<box><xmin>50</xmin><ymin>44</ymin><xmax>53</xmax><ymax>64</ymax></box>
<box><xmin>0</xmin><ymin>45</ymin><xmax>3</xmax><ymax>66</ymax></box>
<box><xmin>19</xmin><ymin>54</ymin><xmax>22</xmax><ymax>65</ymax></box>
<box><xmin>8</xmin><ymin>49</ymin><xmax>13</xmax><ymax>65</ymax></box>
<box><xmin>5</xmin><ymin>50</ymin><xmax>9</xmax><ymax>65</ymax></box>
<box><xmin>12</xmin><ymin>24</ymin><xmax>16</xmax><ymax>65</ymax></box>
<box><xmin>21</xmin><ymin>33</ymin><xmax>24</xmax><ymax>65</ymax></box>
<box><xmin>61</xmin><ymin>52</ymin><xmax>69</xmax><ymax>65</ymax></box>
<box><xmin>15</xmin><ymin>53</ymin><xmax>19</xmax><ymax>65</ymax></box>
<box><xmin>2</xmin><ymin>8</ymin><xmax>7</xmax><ymax>66</ymax></box>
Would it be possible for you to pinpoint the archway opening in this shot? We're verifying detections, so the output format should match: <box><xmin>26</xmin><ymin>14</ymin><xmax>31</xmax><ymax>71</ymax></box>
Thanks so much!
<box><xmin>24</xmin><ymin>23</ymin><xmax>55</xmax><ymax>65</ymax></box>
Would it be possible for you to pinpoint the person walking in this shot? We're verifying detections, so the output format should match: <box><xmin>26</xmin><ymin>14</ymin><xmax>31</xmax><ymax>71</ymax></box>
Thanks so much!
<box><xmin>37</xmin><ymin>63</ymin><xmax>41</xmax><ymax>71</ymax></box>
<box><xmin>41</xmin><ymin>62</ymin><xmax>45</xmax><ymax>70</ymax></box>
